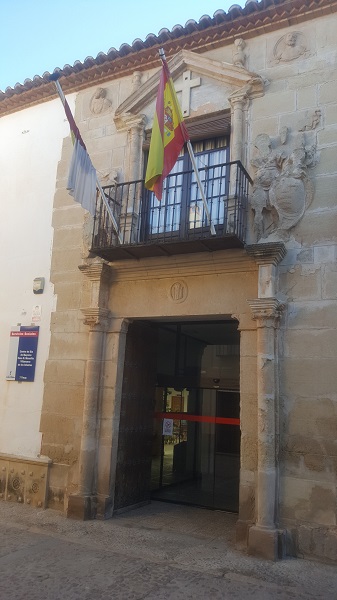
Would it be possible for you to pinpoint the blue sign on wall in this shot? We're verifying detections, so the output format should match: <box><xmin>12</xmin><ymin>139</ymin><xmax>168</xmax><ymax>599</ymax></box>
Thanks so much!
<box><xmin>6</xmin><ymin>326</ymin><xmax>40</xmax><ymax>382</ymax></box>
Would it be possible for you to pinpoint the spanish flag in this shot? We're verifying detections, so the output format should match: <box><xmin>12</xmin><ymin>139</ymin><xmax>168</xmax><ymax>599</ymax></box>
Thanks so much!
<box><xmin>145</xmin><ymin>56</ymin><xmax>189</xmax><ymax>200</ymax></box>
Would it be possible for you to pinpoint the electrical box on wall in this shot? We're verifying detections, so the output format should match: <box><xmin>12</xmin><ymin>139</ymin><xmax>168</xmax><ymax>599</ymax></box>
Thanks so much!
<box><xmin>33</xmin><ymin>277</ymin><xmax>45</xmax><ymax>294</ymax></box>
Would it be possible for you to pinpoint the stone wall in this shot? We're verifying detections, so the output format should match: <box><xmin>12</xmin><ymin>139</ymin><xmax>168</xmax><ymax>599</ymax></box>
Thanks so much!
<box><xmin>36</xmin><ymin>7</ymin><xmax>337</xmax><ymax>562</ymax></box>
<box><xmin>244</xmin><ymin>14</ymin><xmax>337</xmax><ymax>561</ymax></box>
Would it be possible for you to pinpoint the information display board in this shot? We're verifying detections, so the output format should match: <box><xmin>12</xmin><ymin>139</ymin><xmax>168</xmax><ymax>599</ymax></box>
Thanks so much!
<box><xmin>6</xmin><ymin>326</ymin><xmax>39</xmax><ymax>382</ymax></box>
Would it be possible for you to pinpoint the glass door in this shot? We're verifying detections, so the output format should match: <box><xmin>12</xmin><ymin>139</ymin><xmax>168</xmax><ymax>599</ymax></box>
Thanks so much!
<box><xmin>151</xmin><ymin>386</ymin><xmax>240</xmax><ymax>511</ymax></box>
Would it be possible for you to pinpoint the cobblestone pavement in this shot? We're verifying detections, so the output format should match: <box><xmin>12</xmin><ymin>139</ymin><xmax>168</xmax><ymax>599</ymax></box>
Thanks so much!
<box><xmin>0</xmin><ymin>501</ymin><xmax>336</xmax><ymax>599</ymax></box>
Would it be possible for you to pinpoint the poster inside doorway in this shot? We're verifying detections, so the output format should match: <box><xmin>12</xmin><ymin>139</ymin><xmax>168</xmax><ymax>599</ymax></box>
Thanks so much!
<box><xmin>6</xmin><ymin>326</ymin><xmax>40</xmax><ymax>382</ymax></box>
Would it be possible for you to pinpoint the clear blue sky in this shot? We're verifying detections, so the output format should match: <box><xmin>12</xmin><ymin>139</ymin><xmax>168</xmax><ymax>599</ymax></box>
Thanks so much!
<box><xmin>1</xmin><ymin>0</ymin><xmax>237</xmax><ymax>91</ymax></box>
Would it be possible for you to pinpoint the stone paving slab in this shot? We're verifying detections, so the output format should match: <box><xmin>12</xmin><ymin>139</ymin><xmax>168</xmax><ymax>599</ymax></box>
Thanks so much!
<box><xmin>0</xmin><ymin>501</ymin><xmax>336</xmax><ymax>599</ymax></box>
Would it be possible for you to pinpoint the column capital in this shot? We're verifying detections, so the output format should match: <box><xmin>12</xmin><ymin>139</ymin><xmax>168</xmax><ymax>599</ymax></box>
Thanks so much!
<box><xmin>229</xmin><ymin>75</ymin><xmax>264</xmax><ymax>106</ymax></box>
<box><xmin>246</xmin><ymin>242</ymin><xmax>286</xmax><ymax>266</ymax></box>
<box><xmin>114</xmin><ymin>111</ymin><xmax>147</xmax><ymax>132</ymax></box>
<box><xmin>229</xmin><ymin>94</ymin><xmax>248</xmax><ymax>109</ymax></box>
<box><xmin>81</xmin><ymin>307</ymin><xmax>110</xmax><ymax>329</ymax></box>
<box><xmin>247</xmin><ymin>298</ymin><xmax>284</xmax><ymax>323</ymax></box>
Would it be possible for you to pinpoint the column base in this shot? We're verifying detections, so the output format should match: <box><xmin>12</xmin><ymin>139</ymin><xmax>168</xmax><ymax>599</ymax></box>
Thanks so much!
<box><xmin>236</xmin><ymin>519</ymin><xmax>253</xmax><ymax>550</ymax></box>
<box><xmin>248</xmin><ymin>525</ymin><xmax>284</xmax><ymax>560</ymax></box>
<box><xmin>96</xmin><ymin>494</ymin><xmax>114</xmax><ymax>520</ymax></box>
<box><xmin>66</xmin><ymin>494</ymin><xmax>96</xmax><ymax>520</ymax></box>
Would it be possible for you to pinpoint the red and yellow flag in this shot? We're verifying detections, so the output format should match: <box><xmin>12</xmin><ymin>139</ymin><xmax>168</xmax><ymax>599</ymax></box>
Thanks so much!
<box><xmin>145</xmin><ymin>57</ymin><xmax>189</xmax><ymax>200</ymax></box>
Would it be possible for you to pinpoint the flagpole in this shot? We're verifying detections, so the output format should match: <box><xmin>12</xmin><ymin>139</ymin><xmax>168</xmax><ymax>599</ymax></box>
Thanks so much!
<box><xmin>50</xmin><ymin>75</ymin><xmax>122</xmax><ymax>245</ymax></box>
<box><xmin>159</xmin><ymin>49</ymin><xmax>216</xmax><ymax>237</ymax></box>
<box><xmin>185</xmin><ymin>140</ymin><xmax>216</xmax><ymax>236</ymax></box>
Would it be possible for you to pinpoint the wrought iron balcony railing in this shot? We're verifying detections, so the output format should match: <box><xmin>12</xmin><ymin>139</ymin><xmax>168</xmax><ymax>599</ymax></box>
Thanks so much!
<box><xmin>91</xmin><ymin>160</ymin><xmax>252</xmax><ymax>260</ymax></box>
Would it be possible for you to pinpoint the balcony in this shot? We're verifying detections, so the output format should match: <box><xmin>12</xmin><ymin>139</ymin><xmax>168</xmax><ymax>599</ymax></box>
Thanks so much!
<box><xmin>91</xmin><ymin>160</ymin><xmax>252</xmax><ymax>261</ymax></box>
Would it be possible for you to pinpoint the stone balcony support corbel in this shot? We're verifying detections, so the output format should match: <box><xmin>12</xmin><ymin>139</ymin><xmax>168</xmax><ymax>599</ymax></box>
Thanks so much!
<box><xmin>246</xmin><ymin>242</ymin><xmax>287</xmax><ymax>299</ymax></box>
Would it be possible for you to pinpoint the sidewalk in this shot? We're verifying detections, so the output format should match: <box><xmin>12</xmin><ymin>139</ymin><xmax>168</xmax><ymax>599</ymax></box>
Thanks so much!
<box><xmin>0</xmin><ymin>500</ymin><xmax>336</xmax><ymax>599</ymax></box>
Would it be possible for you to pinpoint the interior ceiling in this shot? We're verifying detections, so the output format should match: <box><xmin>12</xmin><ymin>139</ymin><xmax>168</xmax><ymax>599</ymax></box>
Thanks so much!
<box><xmin>158</xmin><ymin>320</ymin><xmax>240</xmax><ymax>346</ymax></box>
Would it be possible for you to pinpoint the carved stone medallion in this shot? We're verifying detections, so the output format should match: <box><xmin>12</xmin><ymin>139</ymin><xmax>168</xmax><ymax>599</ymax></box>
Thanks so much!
<box><xmin>274</xmin><ymin>31</ymin><xmax>307</xmax><ymax>63</ymax></box>
<box><xmin>90</xmin><ymin>87</ymin><xmax>112</xmax><ymax>115</ymax></box>
<box><xmin>169</xmin><ymin>281</ymin><xmax>188</xmax><ymax>303</ymax></box>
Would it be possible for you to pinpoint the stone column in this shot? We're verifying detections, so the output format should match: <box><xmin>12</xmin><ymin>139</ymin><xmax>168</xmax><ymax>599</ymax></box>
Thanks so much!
<box><xmin>228</xmin><ymin>93</ymin><xmax>248</xmax><ymax>210</ymax></box>
<box><xmin>126</xmin><ymin>114</ymin><xmax>147</xmax><ymax>182</ymax></box>
<box><xmin>245</xmin><ymin>242</ymin><xmax>286</xmax><ymax>560</ymax></box>
<box><xmin>95</xmin><ymin>318</ymin><xmax>130</xmax><ymax>519</ymax></box>
<box><xmin>247</xmin><ymin>298</ymin><xmax>282</xmax><ymax>558</ymax></box>
<box><xmin>122</xmin><ymin>114</ymin><xmax>147</xmax><ymax>244</ymax></box>
<box><xmin>229</xmin><ymin>96</ymin><xmax>246</xmax><ymax>164</ymax></box>
<box><xmin>235</xmin><ymin>313</ymin><xmax>259</xmax><ymax>550</ymax></box>
<box><xmin>228</xmin><ymin>75</ymin><xmax>264</xmax><ymax>188</ymax></box>
<box><xmin>67</xmin><ymin>261</ymin><xmax>111</xmax><ymax>520</ymax></box>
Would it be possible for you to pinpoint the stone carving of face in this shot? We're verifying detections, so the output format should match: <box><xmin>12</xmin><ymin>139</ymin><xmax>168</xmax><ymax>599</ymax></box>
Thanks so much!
<box><xmin>94</xmin><ymin>88</ymin><xmax>105</xmax><ymax>99</ymax></box>
<box><xmin>285</xmin><ymin>33</ymin><xmax>297</xmax><ymax>47</ymax></box>
<box><xmin>235</xmin><ymin>38</ymin><xmax>245</xmax><ymax>49</ymax></box>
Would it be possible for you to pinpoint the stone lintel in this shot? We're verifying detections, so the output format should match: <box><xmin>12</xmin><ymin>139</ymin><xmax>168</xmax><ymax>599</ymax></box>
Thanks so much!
<box><xmin>247</xmin><ymin>298</ymin><xmax>283</xmax><ymax>321</ymax></box>
<box><xmin>248</xmin><ymin>525</ymin><xmax>283</xmax><ymax>561</ymax></box>
<box><xmin>245</xmin><ymin>242</ymin><xmax>286</xmax><ymax>266</ymax></box>
<box><xmin>67</xmin><ymin>494</ymin><xmax>96</xmax><ymax>520</ymax></box>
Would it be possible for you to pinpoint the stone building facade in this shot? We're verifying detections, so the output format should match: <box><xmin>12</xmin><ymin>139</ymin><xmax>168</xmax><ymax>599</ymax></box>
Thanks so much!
<box><xmin>1</xmin><ymin>0</ymin><xmax>337</xmax><ymax>563</ymax></box>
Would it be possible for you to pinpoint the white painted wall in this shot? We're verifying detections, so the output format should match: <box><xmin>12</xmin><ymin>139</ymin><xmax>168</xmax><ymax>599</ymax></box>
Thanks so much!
<box><xmin>0</xmin><ymin>95</ymin><xmax>75</xmax><ymax>457</ymax></box>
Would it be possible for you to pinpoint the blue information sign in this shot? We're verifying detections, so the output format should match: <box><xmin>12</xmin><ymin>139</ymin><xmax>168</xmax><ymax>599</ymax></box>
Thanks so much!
<box><xmin>6</xmin><ymin>326</ymin><xmax>40</xmax><ymax>382</ymax></box>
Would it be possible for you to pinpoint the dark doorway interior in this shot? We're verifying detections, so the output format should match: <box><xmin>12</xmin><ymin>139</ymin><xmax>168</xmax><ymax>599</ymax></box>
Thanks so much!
<box><xmin>114</xmin><ymin>321</ymin><xmax>158</xmax><ymax>511</ymax></box>
<box><xmin>114</xmin><ymin>320</ymin><xmax>240</xmax><ymax>513</ymax></box>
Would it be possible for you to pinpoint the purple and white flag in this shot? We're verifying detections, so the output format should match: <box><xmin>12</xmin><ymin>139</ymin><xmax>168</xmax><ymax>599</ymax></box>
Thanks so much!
<box><xmin>63</xmin><ymin>99</ymin><xmax>97</xmax><ymax>216</ymax></box>
<box><xmin>67</xmin><ymin>137</ymin><xmax>97</xmax><ymax>215</ymax></box>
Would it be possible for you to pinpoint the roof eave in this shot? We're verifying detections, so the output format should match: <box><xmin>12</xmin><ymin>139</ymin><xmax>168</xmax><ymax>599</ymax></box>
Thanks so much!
<box><xmin>1</xmin><ymin>0</ymin><xmax>336</xmax><ymax>117</ymax></box>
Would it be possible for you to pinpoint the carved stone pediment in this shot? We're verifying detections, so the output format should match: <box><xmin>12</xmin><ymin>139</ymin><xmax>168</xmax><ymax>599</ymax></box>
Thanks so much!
<box><xmin>114</xmin><ymin>49</ymin><xmax>264</xmax><ymax>130</ymax></box>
